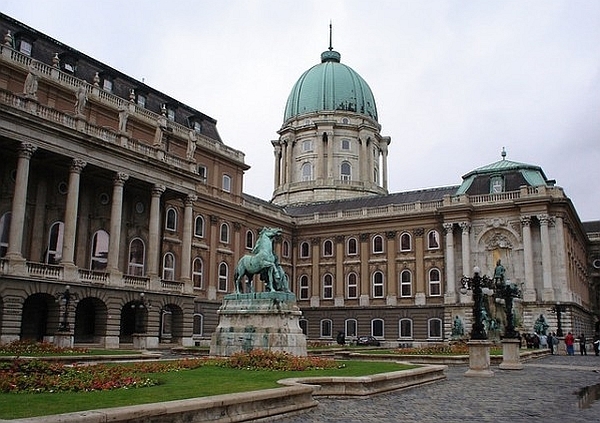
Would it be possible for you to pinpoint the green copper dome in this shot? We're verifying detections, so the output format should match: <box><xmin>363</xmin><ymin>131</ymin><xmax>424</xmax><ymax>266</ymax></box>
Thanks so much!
<box><xmin>283</xmin><ymin>49</ymin><xmax>378</xmax><ymax>122</ymax></box>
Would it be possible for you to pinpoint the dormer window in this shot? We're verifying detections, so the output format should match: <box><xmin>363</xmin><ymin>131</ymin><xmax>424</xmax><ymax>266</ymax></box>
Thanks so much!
<box><xmin>18</xmin><ymin>38</ymin><xmax>32</xmax><ymax>55</ymax></box>
<box><xmin>136</xmin><ymin>93</ymin><xmax>146</xmax><ymax>108</ymax></box>
<box><xmin>193</xmin><ymin>121</ymin><xmax>202</xmax><ymax>133</ymax></box>
<box><xmin>102</xmin><ymin>77</ymin><xmax>113</xmax><ymax>93</ymax></box>
<box><xmin>490</xmin><ymin>176</ymin><xmax>504</xmax><ymax>193</ymax></box>
<box><xmin>166</xmin><ymin>107</ymin><xmax>176</xmax><ymax>121</ymax></box>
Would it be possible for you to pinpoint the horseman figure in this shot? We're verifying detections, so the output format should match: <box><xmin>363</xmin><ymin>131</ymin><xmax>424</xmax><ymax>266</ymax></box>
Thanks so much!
<box><xmin>234</xmin><ymin>227</ymin><xmax>290</xmax><ymax>294</ymax></box>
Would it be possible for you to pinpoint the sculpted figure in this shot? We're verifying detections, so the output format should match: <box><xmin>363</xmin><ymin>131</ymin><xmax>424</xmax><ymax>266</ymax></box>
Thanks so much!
<box><xmin>74</xmin><ymin>84</ymin><xmax>87</xmax><ymax>115</ymax></box>
<box><xmin>23</xmin><ymin>63</ymin><xmax>38</xmax><ymax>98</ymax></box>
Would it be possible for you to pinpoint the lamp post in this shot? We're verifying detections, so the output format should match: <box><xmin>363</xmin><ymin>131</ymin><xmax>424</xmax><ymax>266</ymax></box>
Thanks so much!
<box><xmin>460</xmin><ymin>267</ymin><xmax>493</xmax><ymax>340</ymax></box>
<box><xmin>55</xmin><ymin>285</ymin><xmax>76</xmax><ymax>332</ymax></box>
<box><xmin>132</xmin><ymin>292</ymin><xmax>151</xmax><ymax>334</ymax></box>
<box><xmin>550</xmin><ymin>303</ymin><xmax>565</xmax><ymax>337</ymax></box>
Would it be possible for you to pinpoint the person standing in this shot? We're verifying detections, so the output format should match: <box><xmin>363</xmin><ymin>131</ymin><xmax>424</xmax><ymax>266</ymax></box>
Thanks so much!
<box><xmin>593</xmin><ymin>335</ymin><xmax>600</xmax><ymax>356</ymax></box>
<box><xmin>565</xmin><ymin>332</ymin><xmax>575</xmax><ymax>356</ymax></box>
<box><xmin>548</xmin><ymin>332</ymin><xmax>555</xmax><ymax>355</ymax></box>
<box><xmin>579</xmin><ymin>333</ymin><xmax>587</xmax><ymax>355</ymax></box>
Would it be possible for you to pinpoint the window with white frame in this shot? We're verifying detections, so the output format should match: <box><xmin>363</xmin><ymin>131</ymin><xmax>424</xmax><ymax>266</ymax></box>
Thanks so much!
<box><xmin>347</xmin><ymin>237</ymin><xmax>358</xmax><ymax>256</ymax></box>
<box><xmin>371</xmin><ymin>318</ymin><xmax>384</xmax><ymax>337</ymax></box>
<box><xmin>194</xmin><ymin>215</ymin><xmax>204</xmax><ymax>238</ymax></box>
<box><xmin>323</xmin><ymin>239</ymin><xmax>333</xmax><ymax>257</ymax></box>
<box><xmin>399</xmin><ymin>318</ymin><xmax>413</xmax><ymax>339</ymax></box>
<box><xmin>136</xmin><ymin>94</ymin><xmax>146</xmax><ymax>108</ymax></box>
<box><xmin>299</xmin><ymin>241</ymin><xmax>310</xmax><ymax>258</ymax></box>
<box><xmin>345</xmin><ymin>319</ymin><xmax>357</xmax><ymax>338</ymax></box>
<box><xmin>341</xmin><ymin>139</ymin><xmax>351</xmax><ymax>150</ymax></box>
<box><xmin>400</xmin><ymin>232</ymin><xmax>411</xmax><ymax>251</ymax></box>
<box><xmin>340</xmin><ymin>161</ymin><xmax>351</xmax><ymax>181</ymax></box>
<box><xmin>372</xmin><ymin>235</ymin><xmax>384</xmax><ymax>253</ymax></box>
<box><xmin>346</xmin><ymin>272</ymin><xmax>358</xmax><ymax>298</ymax></box>
<box><xmin>299</xmin><ymin>275</ymin><xmax>310</xmax><ymax>300</ymax></box>
<box><xmin>218</xmin><ymin>262</ymin><xmax>228</xmax><ymax>292</ymax></box>
<box><xmin>222</xmin><ymin>174</ymin><xmax>231</xmax><ymax>192</ymax></box>
<box><xmin>429</xmin><ymin>268</ymin><xmax>441</xmax><ymax>296</ymax></box>
<box><xmin>18</xmin><ymin>38</ymin><xmax>32</xmax><ymax>55</ymax></box>
<box><xmin>400</xmin><ymin>270</ymin><xmax>412</xmax><ymax>297</ymax></box>
<box><xmin>193</xmin><ymin>314</ymin><xmax>203</xmax><ymax>336</ymax></box>
<box><xmin>428</xmin><ymin>318</ymin><xmax>442</xmax><ymax>339</ymax></box>
<box><xmin>46</xmin><ymin>221</ymin><xmax>64</xmax><ymax>264</ymax></box>
<box><xmin>192</xmin><ymin>257</ymin><xmax>203</xmax><ymax>288</ymax></box>
<box><xmin>90</xmin><ymin>229</ymin><xmax>109</xmax><ymax>271</ymax></box>
<box><xmin>322</xmin><ymin>274</ymin><xmax>334</xmax><ymax>299</ymax></box>
<box><xmin>282</xmin><ymin>240</ymin><xmax>290</xmax><ymax>258</ymax></box>
<box><xmin>102</xmin><ymin>77</ymin><xmax>113</xmax><ymax>93</ymax></box>
<box><xmin>166</xmin><ymin>107</ymin><xmax>175</xmax><ymax>121</ymax></box>
<box><xmin>127</xmin><ymin>238</ymin><xmax>145</xmax><ymax>276</ymax></box>
<box><xmin>301</xmin><ymin>162</ymin><xmax>313</xmax><ymax>181</ymax></box>
<box><xmin>372</xmin><ymin>271</ymin><xmax>384</xmax><ymax>298</ymax></box>
<box><xmin>245</xmin><ymin>230</ymin><xmax>254</xmax><ymax>250</ymax></box>
<box><xmin>198</xmin><ymin>165</ymin><xmax>207</xmax><ymax>183</ymax></box>
<box><xmin>165</xmin><ymin>208</ymin><xmax>177</xmax><ymax>231</ymax></box>
<box><xmin>302</xmin><ymin>140</ymin><xmax>313</xmax><ymax>152</ymax></box>
<box><xmin>490</xmin><ymin>175</ymin><xmax>504</xmax><ymax>193</ymax></box>
<box><xmin>162</xmin><ymin>252</ymin><xmax>175</xmax><ymax>280</ymax></box>
<box><xmin>320</xmin><ymin>319</ymin><xmax>333</xmax><ymax>338</ymax></box>
<box><xmin>220</xmin><ymin>223</ymin><xmax>230</xmax><ymax>244</ymax></box>
<box><xmin>0</xmin><ymin>212</ymin><xmax>10</xmax><ymax>258</ymax></box>
<box><xmin>427</xmin><ymin>230</ymin><xmax>440</xmax><ymax>250</ymax></box>
<box><xmin>299</xmin><ymin>319</ymin><xmax>308</xmax><ymax>335</ymax></box>
<box><xmin>160</xmin><ymin>306</ymin><xmax>172</xmax><ymax>338</ymax></box>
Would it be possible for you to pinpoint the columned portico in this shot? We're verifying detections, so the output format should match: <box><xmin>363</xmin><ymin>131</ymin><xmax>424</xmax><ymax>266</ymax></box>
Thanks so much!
<box><xmin>539</xmin><ymin>214</ymin><xmax>554</xmax><ymax>301</ymax></box>
<box><xmin>460</xmin><ymin>222</ymin><xmax>471</xmax><ymax>304</ymax></box>
<box><xmin>521</xmin><ymin>215</ymin><xmax>536</xmax><ymax>301</ymax></box>
<box><xmin>61</xmin><ymin>158</ymin><xmax>87</xmax><ymax>268</ymax></box>
<box><xmin>444</xmin><ymin>222</ymin><xmax>456</xmax><ymax>304</ymax></box>
<box><xmin>180</xmin><ymin>194</ymin><xmax>196</xmax><ymax>286</ymax></box>
<box><xmin>107</xmin><ymin>172</ymin><xmax>129</xmax><ymax>274</ymax></box>
<box><xmin>147</xmin><ymin>184</ymin><xmax>165</xmax><ymax>279</ymax></box>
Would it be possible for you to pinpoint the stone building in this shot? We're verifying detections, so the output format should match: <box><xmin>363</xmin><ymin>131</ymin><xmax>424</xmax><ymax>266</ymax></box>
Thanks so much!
<box><xmin>0</xmin><ymin>12</ymin><xmax>597</xmax><ymax>349</ymax></box>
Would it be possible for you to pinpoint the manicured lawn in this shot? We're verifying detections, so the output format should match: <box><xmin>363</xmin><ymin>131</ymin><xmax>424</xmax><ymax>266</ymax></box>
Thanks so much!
<box><xmin>0</xmin><ymin>360</ymin><xmax>414</xmax><ymax>419</ymax></box>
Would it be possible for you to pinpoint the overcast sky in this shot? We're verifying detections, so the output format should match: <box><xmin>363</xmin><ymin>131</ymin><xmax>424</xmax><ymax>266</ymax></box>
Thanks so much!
<box><xmin>4</xmin><ymin>1</ymin><xmax>599</xmax><ymax>221</ymax></box>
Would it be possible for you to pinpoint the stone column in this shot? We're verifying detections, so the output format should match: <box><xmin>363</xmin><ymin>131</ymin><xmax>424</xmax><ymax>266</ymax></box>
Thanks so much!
<box><xmin>6</xmin><ymin>142</ymin><xmax>37</xmax><ymax>261</ymax></box>
<box><xmin>359</xmin><ymin>233</ymin><xmax>370</xmax><ymax>306</ymax></box>
<box><xmin>107</xmin><ymin>172</ymin><xmax>129</xmax><ymax>273</ymax></box>
<box><xmin>61</xmin><ymin>158</ymin><xmax>87</xmax><ymax>266</ymax></box>
<box><xmin>180</xmin><ymin>194</ymin><xmax>196</xmax><ymax>285</ymax></box>
<box><xmin>553</xmin><ymin>215</ymin><xmax>568</xmax><ymax>300</ymax></box>
<box><xmin>334</xmin><ymin>235</ymin><xmax>344</xmax><ymax>307</ymax></box>
<box><xmin>521</xmin><ymin>216</ymin><xmax>536</xmax><ymax>301</ymax></box>
<box><xmin>326</xmin><ymin>134</ymin><xmax>333</xmax><ymax>180</ymax></box>
<box><xmin>414</xmin><ymin>228</ymin><xmax>425</xmax><ymax>306</ymax></box>
<box><xmin>272</xmin><ymin>142</ymin><xmax>281</xmax><ymax>188</ymax></box>
<box><xmin>147</xmin><ymin>185</ymin><xmax>165</xmax><ymax>278</ymax></box>
<box><xmin>385</xmin><ymin>231</ymin><xmax>397</xmax><ymax>305</ymax></box>
<box><xmin>360</xmin><ymin>138</ymin><xmax>368</xmax><ymax>183</ymax></box>
<box><xmin>207</xmin><ymin>215</ymin><xmax>218</xmax><ymax>300</ymax></box>
<box><xmin>381</xmin><ymin>138</ymin><xmax>390</xmax><ymax>190</ymax></box>
<box><xmin>460</xmin><ymin>222</ymin><xmax>471</xmax><ymax>304</ymax></box>
<box><xmin>286</xmin><ymin>139</ymin><xmax>293</xmax><ymax>184</ymax></box>
<box><xmin>443</xmin><ymin>223</ymin><xmax>456</xmax><ymax>304</ymax></box>
<box><xmin>539</xmin><ymin>214</ymin><xmax>554</xmax><ymax>301</ymax></box>
<box><xmin>309</xmin><ymin>238</ymin><xmax>320</xmax><ymax>307</ymax></box>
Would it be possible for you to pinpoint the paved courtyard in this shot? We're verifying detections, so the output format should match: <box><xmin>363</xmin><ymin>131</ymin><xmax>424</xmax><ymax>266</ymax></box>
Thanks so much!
<box><xmin>274</xmin><ymin>354</ymin><xmax>600</xmax><ymax>423</ymax></box>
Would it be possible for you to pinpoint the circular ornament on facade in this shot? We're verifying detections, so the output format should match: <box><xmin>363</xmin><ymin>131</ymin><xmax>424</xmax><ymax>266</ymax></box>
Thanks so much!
<box><xmin>135</xmin><ymin>201</ymin><xmax>145</xmax><ymax>214</ymax></box>
<box><xmin>99</xmin><ymin>193</ymin><xmax>110</xmax><ymax>205</ymax></box>
<box><xmin>593</xmin><ymin>259</ymin><xmax>600</xmax><ymax>269</ymax></box>
<box><xmin>58</xmin><ymin>181</ymin><xmax>68</xmax><ymax>195</ymax></box>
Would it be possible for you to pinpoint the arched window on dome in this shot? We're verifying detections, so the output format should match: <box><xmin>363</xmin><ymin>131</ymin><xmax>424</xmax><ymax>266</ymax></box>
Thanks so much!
<box><xmin>341</xmin><ymin>161</ymin><xmax>351</xmax><ymax>182</ymax></box>
<box><xmin>301</xmin><ymin>162</ymin><xmax>313</xmax><ymax>182</ymax></box>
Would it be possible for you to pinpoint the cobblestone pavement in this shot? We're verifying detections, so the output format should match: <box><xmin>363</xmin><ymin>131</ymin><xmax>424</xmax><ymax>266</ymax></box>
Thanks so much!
<box><xmin>274</xmin><ymin>354</ymin><xmax>600</xmax><ymax>423</ymax></box>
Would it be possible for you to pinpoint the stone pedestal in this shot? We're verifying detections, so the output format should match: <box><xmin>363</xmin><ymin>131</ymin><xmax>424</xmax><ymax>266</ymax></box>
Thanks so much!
<box><xmin>499</xmin><ymin>338</ymin><xmax>523</xmax><ymax>370</ymax></box>
<box><xmin>465</xmin><ymin>340</ymin><xmax>494</xmax><ymax>377</ymax></box>
<box><xmin>54</xmin><ymin>331</ymin><xmax>74</xmax><ymax>349</ymax></box>
<box><xmin>210</xmin><ymin>292</ymin><xmax>307</xmax><ymax>356</ymax></box>
<box><xmin>133</xmin><ymin>333</ymin><xmax>148</xmax><ymax>350</ymax></box>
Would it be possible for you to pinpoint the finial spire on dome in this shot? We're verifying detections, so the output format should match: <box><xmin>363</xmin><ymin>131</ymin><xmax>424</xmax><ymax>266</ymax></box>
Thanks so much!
<box><xmin>329</xmin><ymin>20</ymin><xmax>333</xmax><ymax>51</ymax></box>
<box><xmin>321</xmin><ymin>21</ymin><xmax>341</xmax><ymax>63</ymax></box>
<box><xmin>501</xmin><ymin>147</ymin><xmax>507</xmax><ymax>160</ymax></box>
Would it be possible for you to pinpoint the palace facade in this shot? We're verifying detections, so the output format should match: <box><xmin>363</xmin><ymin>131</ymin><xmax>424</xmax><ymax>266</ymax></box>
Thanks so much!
<box><xmin>0</xmin><ymin>13</ymin><xmax>598</xmax><ymax>349</ymax></box>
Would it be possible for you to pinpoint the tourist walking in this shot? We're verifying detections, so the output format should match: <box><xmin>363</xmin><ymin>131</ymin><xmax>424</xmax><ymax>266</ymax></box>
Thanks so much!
<box><xmin>593</xmin><ymin>335</ymin><xmax>600</xmax><ymax>356</ymax></box>
<box><xmin>548</xmin><ymin>332</ymin><xmax>556</xmax><ymax>355</ymax></box>
<box><xmin>565</xmin><ymin>332</ymin><xmax>575</xmax><ymax>355</ymax></box>
<box><xmin>579</xmin><ymin>334</ymin><xmax>587</xmax><ymax>355</ymax></box>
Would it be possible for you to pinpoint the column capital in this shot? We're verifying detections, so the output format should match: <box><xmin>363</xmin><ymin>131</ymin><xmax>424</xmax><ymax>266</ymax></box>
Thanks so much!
<box><xmin>184</xmin><ymin>194</ymin><xmax>197</xmax><ymax>206</ymax></box>
<box><xmin>18</xmin><ymin>142</ymin><xmax>37</xmax><ymax>159</ymax></box>
<box><xmin>386</xmin><ymin>230</ymin><xmax>397</xmax><ymax>240</ymax></box>
<box><xmin>151</xmin><ymin>184</ymin><xmax>166</xmax><ymax>197</ymax></box>
<box><xmin>413</xmin><ymin>228</ymin><xmax>424</xmax><ymax>237</ymax></box>
<box><xmin>520</xmin><ymin>215</ymin><xmax>532</xmax><ymax>226</ymax></box>
<box><xmin>113</xmin><ymin>172</ymin><xmax>129</xmax><ymax>186</ymax></box>
<box><xmin>443</xmin><ymin>222</ymin><xmax>454</xmax><ymax>233</ymax></box>
<box><xmin>459</xmin><ymin>221</ymin><xmax>471</xmax><ymax>232</ymax></box>
<box><xmin>70</xmin><ymin>158</ymin><xmax>87</xmax><ymax>173</ymax></box>
<box><xmin>538</xmin><ymin>214</ymin><xmax>555</xmax><ymax>226</ymax></box>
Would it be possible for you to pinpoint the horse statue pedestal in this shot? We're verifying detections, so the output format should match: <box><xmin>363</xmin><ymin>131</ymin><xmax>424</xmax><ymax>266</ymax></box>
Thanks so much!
<box><xmin>209</xmin><ymin>291</ymin><xmax>307</xmax><ymax>357</ymax></box>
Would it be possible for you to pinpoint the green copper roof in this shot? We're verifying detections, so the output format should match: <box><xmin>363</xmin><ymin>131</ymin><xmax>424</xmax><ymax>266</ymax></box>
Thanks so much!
<box><xmin>283</xmin><ymin>49</ymin><xmax>378</xmax><ymax>122</ymax></box>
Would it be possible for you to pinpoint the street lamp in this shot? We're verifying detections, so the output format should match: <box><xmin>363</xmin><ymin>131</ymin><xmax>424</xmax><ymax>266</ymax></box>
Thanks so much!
<box><xmin>460</xmin><ymin>266</ymin><xmax>493</xmax><ymax>340</ymax></box>
<box><xmin>550</xmin><ymin>303</ymin><xmax>565</xmax><ymax>337</ymax></box>
<box><xmin>131</xmin><ymin>292</ymin><xmax>151</xmax><ymax>333</ymax></box>
<box><xmin>55</xmin><ymin>285</ymin><xmax>76</xmax><ymax>332</ymax></box>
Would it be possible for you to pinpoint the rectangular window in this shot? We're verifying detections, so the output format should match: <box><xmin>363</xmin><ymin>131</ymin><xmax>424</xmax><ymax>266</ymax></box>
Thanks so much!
<box><xmin>302</xmin><ymin>140</ymin><xmax>313</xmax><ymax>152</ymax></box>
<box><xmin>222</xmin><ymin>175</ymin><xmax>231</xmax><ymax>192</ymax></box>
<box><xmin>137</xmin><ymin>95</ymin><xmax>146</xmax><ymax>108</ymax></box>
<box><xmin>102</xmin><ymin>78</ymin><xmax>113</xmax><ymax>92</ymax></box>
<box><xmin>19</xmin><ymin>40</ymin><xmax>32</xmax><ymax>55</ymax></box>
<box><xmin>400</xmin><ymin>319</ymin><xmax>413</xmax><ymax>338</ymax></box>
<box><xmin>198</xmin><ymin>165</ymin><xmax>207</xmax><ymax>183</ymax></box>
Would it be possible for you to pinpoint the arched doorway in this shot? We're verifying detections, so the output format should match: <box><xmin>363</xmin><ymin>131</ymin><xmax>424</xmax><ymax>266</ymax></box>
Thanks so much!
<box><xmin>74</xmin><ymin>298</ymin><xmax>108</xmax><ymax>344</ymax></box>
<box><xmin>159</xmin><ymin>304</ymin><xmax>184</xmax><ymax>344</ymax></box>
<box><xmin>21</xmin><ymin>293</ymin><xmax>56</xmax><ymax>341</ymax></box>
<box><xmin>119</xmin><ymin>301</ymin><xmax>148</xmax><ymax>344</ymax></box>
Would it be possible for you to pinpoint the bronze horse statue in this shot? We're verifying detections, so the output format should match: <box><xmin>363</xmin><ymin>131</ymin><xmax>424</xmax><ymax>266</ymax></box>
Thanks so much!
<box><xmin>234</xmin><ymin>227</ymin><xmax>289</xmax><ymax>293</ymax></box>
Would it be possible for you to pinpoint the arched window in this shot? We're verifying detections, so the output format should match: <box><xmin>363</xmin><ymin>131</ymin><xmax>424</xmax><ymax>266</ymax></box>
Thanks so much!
<box><xmin>399</xmin><ymin>318</ymin><xmax>413</xmax><ymax>339</ymax></box>
<box><xmin>162</xmin><ymin>252</ymin><xmax>175</xmax><ymax>280</ymax></box>
<box><xmin>194</xmin><ymin>215</ymin><xmax>204</xmax><ymax>238</ymax></box>
<box><xmin>372</xmin><ymin>271</ymin><xmax>384</xmax><ymax>298</ymax></box>
<box><xmin>165</xmin><ymin>207</ymin><xmax>177</xmax><ymax>231</ymax></box>
<box><xmin>299</xmin><ymin>241</ymin><xmax>310</xmax><ymax>258</ymax></box>
<box><xmin>345</xmin><ymin>319</ymin><xmax>357</xmax><ymax>338</ymax></box>
<box><xmin>429</xmin><ymin>268</ymin><xmax>441</xmax><ymax>296</ymax></box>
<box><xmin>400</xmin><ymin>270</ymin><xmax>412</xmax><ymax>297</ymax></box>
<box><xmin>0</xmin><ymin>212</ymin><xmax>10</xmax><ymax>257</ymax></box>
<box><xmin>192</xmin><ymin>257</ymin><xmax>203</xmax><ymax>288</ymax></box>
<box><xmin>299</xmin><ymin>275</ymin><xmax>310</xmax><ymax>300</ymax></box>
<box><xmin>90</xmin><ymin>229</ymin><xmax>109</xmax><ymax>270</ymax></box>
<box><xmin>245</xmin><ymin>230</ymin><xmax>254</xmax><ymax>250</ymax></box>
<box><xmin>372</xmin><ymin>235</ymin><xmax>384</xmax><ymax>253</ymax></box>
<box><xmin>218</xmin><ymin>262</ymin><xmax>228</xmax><ymax>292</ymax></box>
<box><xmin>346</xmin><ymin>272</ymin><xmax>358</xmax><ymax>299</ymax></box>
<box><xmin>299</xmin><ymin>319</ymin><xmax>308</xmax><ymax>335</ymax></box>
<box><xmin>193</xmin><ymin>314</ymin><xmax>203</xmax><ymax>336</ymax></box>
<box><xmin>340</xmin><ymin>161</ymin><xmax>351</xmax><ymax>181</ymax></box>
<box><xmin>46</xmin><ymin>221</ymin><xmax>64</xmax><ymax>264</ymax></box>
<box><xmin>371</xmin><ymin>318</ymin><xmax>384</xmax><ymax>338</ymax></box>
<box><xmin>347</xmin><ymin>237</ymin><xmax>358</xmax><ymax>256</ymax></box>
<box><xmin>400</xmin><ymin>232</ymin><xmax>412</xmax><ymax>251</ymax></box>
<box><xmin>320</xmin><ymin>319</ymin><xmax>333</xmax><ymax>338</ymax></box>
<box><xmin>322</xmin><ymin>273</ymin><xmax>334</xmax><ymax>299</ymax></box>
<box><xmin>323</xmin><ymin>239</ymin><xmax>333</xmax><ymax>257</ymax></box>
<box><xmin>427</xmin><ymin>230</ymin><xmax>440</xmax><ymax>250</ymax></box>
<box><xmin>220</xmin><ymin>223</ymin><xmax>230</xmax><ymax>243</ymax></box>
<box><xmin>282</xmin><ymin>240</ymin><xmax>290</xmax><ymax>258</ymax></box>
<box><xmin>428</xmin><ymin>318</ymin><xmax>442</xmax><ymax>339</ymax></box>
<box><xmin>301</xmin><ymin>162</ymin><xmax>313</xmax><ymax>181</ymax></box>
<box><xmin>222</xmin><ymin>174</ymin><xmax>232</xmax><ymax>192</ymax></box>
<box><xmin>127</xmin><ymin>238</ymin><xmax>145</xmax><ymax>276</ymax></box>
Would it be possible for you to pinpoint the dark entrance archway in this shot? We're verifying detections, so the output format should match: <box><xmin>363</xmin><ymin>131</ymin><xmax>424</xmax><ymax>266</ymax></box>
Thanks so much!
<box><xmin>120</xmin><ymin>301</ymin><xmax>148</xmax><ymax>343</ymax></box>
<box><xmin>74</xmin><ymin>298</ymin><xmax>108</xmax><ymax>344</ymax></box>
<box><xmin>21</xmin><ymin>293</ymin><xmax>57</xmax><ymax>341</ymax></box>
<box><xmin>159</xmin><ymin>304</ymin><xmax>184</xmax><ymax>344</ymax></box>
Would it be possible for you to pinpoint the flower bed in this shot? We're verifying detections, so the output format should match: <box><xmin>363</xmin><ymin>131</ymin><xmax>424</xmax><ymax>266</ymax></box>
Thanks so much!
<box><xmin>218</xmin><ymin>349</ymin><xmax>340</xmax><ymax>371</ymax></box>
<box><xmin>0</xmin><ymin>340</ymin><xmax>89</xmax><ymax>356</ymax></box>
